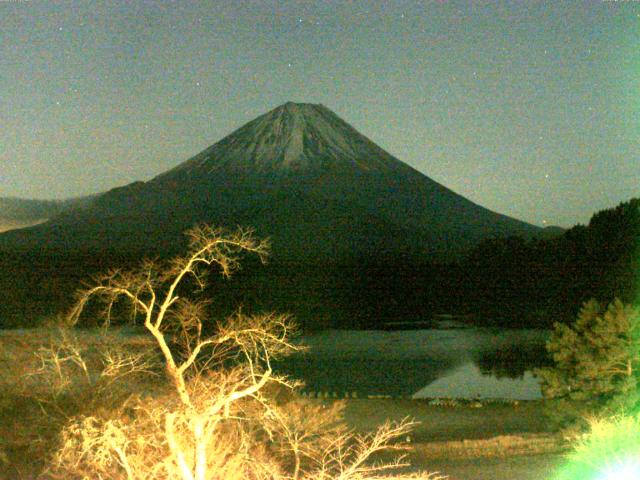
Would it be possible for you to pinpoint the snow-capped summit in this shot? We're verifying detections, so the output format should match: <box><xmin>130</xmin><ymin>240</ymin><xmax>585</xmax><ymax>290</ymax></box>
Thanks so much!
<box><xmin>0</xmin><ymin>102</ymin><xmax>542</xmax><ymax>263</ymax></box>
<box><xmin>158</xmin><ymin>102</ymin><xmax>403</xmax><ymax>178</ymax></box>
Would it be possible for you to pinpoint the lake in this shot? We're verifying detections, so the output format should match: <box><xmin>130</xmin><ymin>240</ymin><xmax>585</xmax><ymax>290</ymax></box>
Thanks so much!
<box><xmin>274</xmin><ymin>324</ymin><xmax>551</xmax><ymax>400</ymax></box>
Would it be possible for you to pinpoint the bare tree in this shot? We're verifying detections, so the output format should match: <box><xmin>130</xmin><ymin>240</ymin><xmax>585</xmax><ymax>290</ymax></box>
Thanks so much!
<box><xmin>32</xmin><ymin>328</ymin><xmax>156</xmax><ymax>419</ymax></box>
<box><xmin>47</xmin><ymin>225</ymin><xmax>444</xmax><ymax>480</ymax></box>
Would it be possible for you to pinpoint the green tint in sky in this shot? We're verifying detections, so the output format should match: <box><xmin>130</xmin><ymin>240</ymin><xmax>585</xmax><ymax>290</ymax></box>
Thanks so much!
<box><xmin>1</xmin><ymin>0</ymin><xmax>638</xmax><ymax>227</ymax></box>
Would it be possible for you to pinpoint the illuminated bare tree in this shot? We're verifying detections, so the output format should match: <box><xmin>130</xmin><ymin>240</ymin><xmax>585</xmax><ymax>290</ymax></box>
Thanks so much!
<box><xmin>48</xmin><ymin>225</ymin><xmax>443</xmax><ymax>480</ymax></box>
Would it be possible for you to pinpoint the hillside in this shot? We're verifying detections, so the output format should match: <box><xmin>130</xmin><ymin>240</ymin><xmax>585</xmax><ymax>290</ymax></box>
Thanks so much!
<box><xmin>0</xmin><ymin>196</ymin><xmax>94</xmax><ymax>232</ymax></box>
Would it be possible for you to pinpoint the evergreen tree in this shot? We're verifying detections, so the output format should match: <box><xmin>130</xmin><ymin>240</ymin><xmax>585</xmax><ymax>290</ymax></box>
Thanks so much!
<box><xmin>535</xmin><ymin>299</ymin><xmax>640</xmax><ymax>430</ymax></box>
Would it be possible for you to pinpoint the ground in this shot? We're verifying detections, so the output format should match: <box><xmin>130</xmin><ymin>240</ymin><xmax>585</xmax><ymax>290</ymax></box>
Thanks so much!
<box><xmin>0</xmin><ymin>328</ymin><xmax>568</xmax><ymax>479</ymax></box>
<box><xmin>341</xmin><ymin>398</ymin><xmax>567</xmax><ymax>479</ymax></box>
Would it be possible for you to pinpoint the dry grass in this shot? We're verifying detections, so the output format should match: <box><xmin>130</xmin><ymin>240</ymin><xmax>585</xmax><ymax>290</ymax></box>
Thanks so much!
<box><xmin>411</xmin><ymin>434</ymin><xmax>567</xmax><ymax>461</ymax></box>
<box><xmin>0</xmin><ymin>327</ymin><xmax>157</xmax><ymax>479</ymax></box>
<box><xmin>341</xmin><ymin>399</ymin><xmax>554</xmax><ymax>443</ymax></box>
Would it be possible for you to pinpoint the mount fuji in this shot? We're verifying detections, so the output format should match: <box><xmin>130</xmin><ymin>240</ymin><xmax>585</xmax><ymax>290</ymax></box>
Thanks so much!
<box><xmin>0</xmin><ymin>102</ymin><xmax>540</xmax><ymax>262</ymax></box>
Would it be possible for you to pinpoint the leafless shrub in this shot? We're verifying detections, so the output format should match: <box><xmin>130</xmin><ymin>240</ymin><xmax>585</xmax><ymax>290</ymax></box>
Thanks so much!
<box><xmin>44</xmin><ymin>225</ymin><xmax>443</xmax><ymax>479</ymax></box>
<box><xmin>31</xmin><ymin>328</ymin><xmax>158</xmax><ymax>421</ymax></box>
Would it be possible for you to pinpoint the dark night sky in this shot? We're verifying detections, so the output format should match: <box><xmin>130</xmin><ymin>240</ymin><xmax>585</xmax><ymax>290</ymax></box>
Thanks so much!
<box><xmin>1</xmin><ymin>1</ymin><xmax>638</xmax><ymax>227</ymax></box>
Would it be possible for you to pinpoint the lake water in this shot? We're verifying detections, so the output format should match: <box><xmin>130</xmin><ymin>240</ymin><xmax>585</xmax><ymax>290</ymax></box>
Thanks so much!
<box><xmin>274</xmin><ymin>325</ymin><xmax>551</xmax><ymax>400</ymax></box>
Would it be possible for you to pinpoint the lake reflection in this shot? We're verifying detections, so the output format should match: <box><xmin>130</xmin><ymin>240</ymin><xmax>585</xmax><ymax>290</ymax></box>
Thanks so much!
<box><xmin>412</xmin><ymin>363</ymin><xmax>542</xmax><ymax>400</ymax></box>
<box><xmin>274</xmin><ymin>327</ymin><xmax>550</xmax><ymax>399</ymax></box>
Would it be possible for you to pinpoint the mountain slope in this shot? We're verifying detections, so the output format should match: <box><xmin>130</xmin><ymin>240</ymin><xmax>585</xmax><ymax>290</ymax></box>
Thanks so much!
<box><xmin>0</xmin><ymin>196</ymin><xmax>95</xmax><ymax>220</ymax></box>
<box><xmin>0</xmin><ymin>197</ymin><xmax>66</xmax><ymax>222</ymax></box>
<box><xmin>0</xmin><ymin>102</ymin><xmax>548</xmax><ymax>328</ymax></box>
<box><xmin>154</xmin><ymin>102</ymin><xmax>540</xmax><ymax>251</ymax></box>
<box><xmin>158</xmin><ymin>102</ymin><xmax>402</xmax><ymax>176</ymax></box>
<box><xmin>0</xmin><ymin>196</ymin><xmax>96</xmax><ymax>233</ymax></box>
<box><xmin>0</xmin><ymin>102</ymin><xmax>539</xmax><ymax>261</ymax></box>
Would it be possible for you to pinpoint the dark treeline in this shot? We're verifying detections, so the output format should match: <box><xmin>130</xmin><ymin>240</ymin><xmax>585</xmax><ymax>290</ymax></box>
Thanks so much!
<box><xmin>457</xmin><ymin>198</ymin><xmax>639</xmax><ymax>327</ymax></box>
<box><xmin>0</xmin><ymin>198</ymin><xmax>637</xmax><ymax>330</ymax></box>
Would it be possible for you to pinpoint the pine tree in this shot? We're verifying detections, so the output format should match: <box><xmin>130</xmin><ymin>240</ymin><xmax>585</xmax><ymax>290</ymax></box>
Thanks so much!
<box><xmin>535</xmin><ymin>299</ymin><xmax>640</xmax><ymax>430</ymax></box>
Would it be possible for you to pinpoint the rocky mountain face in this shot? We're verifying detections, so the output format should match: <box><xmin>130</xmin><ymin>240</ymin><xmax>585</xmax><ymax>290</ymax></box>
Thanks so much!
<box><xmin>0</xmin><ymin>102</ymin><xmax>540</xmax><ymax>261</ymax></box>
